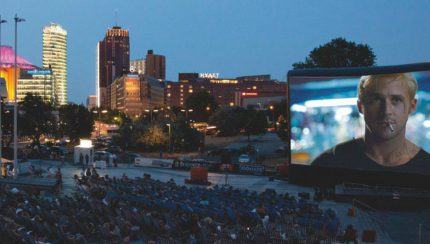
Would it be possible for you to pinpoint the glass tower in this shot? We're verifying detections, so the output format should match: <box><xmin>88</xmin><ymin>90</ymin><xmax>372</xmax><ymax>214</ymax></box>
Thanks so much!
<box><xmin>43</xmin><ymin>23</ymin><xmax>67</xmax><ymax>105</ymax></box>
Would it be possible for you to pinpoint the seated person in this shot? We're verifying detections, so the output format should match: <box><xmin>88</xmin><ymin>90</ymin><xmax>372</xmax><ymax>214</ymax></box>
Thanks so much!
<box><xmin>312</xmin><ymin>73</ymin><xmax>430</xmax><ymax>173</ymax></box>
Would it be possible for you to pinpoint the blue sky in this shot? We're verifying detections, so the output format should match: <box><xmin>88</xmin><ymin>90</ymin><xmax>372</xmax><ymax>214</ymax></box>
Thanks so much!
<box><xmin>1</xmin><ymin>0</ymin><xmax>429</xmax><ymax>104</ymax></box>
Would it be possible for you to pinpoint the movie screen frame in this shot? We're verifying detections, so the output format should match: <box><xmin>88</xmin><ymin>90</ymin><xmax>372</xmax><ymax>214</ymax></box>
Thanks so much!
<box><xmin>287</xmin><ymin>63</ymin><xmax>430</xmax><ymax>175</ymax></box>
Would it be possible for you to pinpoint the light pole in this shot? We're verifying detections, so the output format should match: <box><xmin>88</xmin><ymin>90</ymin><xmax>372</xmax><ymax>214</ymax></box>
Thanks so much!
<box><xmin>269</xmin><ymin>105</ymin><xmax>275</xmax><ymax>129</ymax></box>
<box><xmin>93</xmin><ymin>109</ymin><xmax>107</xmax><ymax>137</ymax></box>
<box><xmin>0</xmin><ymin>16</ymin><xmax>7</xmax><ymax>165</ymax></box>
<box><xmin>14</xmin><ymin>14</ymin><xmax>25</xmax><ymax>178</ymax></box>
<box><xmin>181</xmin><ymin>108</ymin><xmax>193</xmax><ymax>121</ymax></box>
<box><xmin>166</xmin><ymin>123</ymin><xmax>171</xmax><ymax>153</ymax></box>
<box><xmin>145</xmin><ymin>109</ymin><xmax>159</xmax><ymax>122</ymax></box>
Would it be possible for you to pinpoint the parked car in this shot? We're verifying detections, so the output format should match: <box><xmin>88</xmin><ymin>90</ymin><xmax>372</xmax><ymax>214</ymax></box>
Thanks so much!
<box><xmin>106</xmin><ymin>145</ymin><xmax>122</xmax><ymax>155</ymax></box>
<box><xmin>238</xmin><ymin>154</ymin><xmax>251</xmax><ymax>164</ymax></box>
<box><xmin>121</xmin><ymin>152</ymin><xmax>143</xmax><ymax>163</ymax></box>
<box><xmin>50</xmin><ymin>146</ymin><xmax>69</xmax><ymax>159</ymax></box>
<box><xmin>94</xmin><ymin>151</ymin><xmax>114</xmax><ymax>164</ymax></box>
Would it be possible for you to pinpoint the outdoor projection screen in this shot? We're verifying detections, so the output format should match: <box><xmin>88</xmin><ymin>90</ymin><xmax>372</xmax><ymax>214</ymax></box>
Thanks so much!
<box><xmin>287</xmin><ymin>62</ymin><xmax>430</xmax><ymax>188</ymax></box>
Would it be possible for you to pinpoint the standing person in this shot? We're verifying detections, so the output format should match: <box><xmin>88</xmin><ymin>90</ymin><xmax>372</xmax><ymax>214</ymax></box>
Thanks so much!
<box><xmin>85</xmin><ymin>154</ymin><xmax>89</xmax><ymax>168</ymax></box>
<box><xmin>55</xmin><ymin>168</ymin><xmax>63</xmax><ymax>185</ymax></box>
<box><xmin>312</xmin><ymin>73</ymin><xmax>430</xmax><ymax>172</ymax></box>
<box><xmin>79</xmin><ymin>153</ymin><xmax>84</xmax><ymax>170</ymax></box>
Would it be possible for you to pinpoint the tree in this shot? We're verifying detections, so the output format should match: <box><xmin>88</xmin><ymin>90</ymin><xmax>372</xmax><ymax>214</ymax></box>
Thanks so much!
<box><xmin>276</xmin><ymin>115</ymin><xmax>288</xmax><ymax>142</ymax></box>
<box><xmin>209</xmin><ymin>107</ymin><xmax>244</xmax><ymax>136</ymax></box>
<box><xmin>209</xmin><ymin>107</ymin><xmax>268</xmax><ymax>138</ymax></box>
<box><xmin>59</xmin><ymin>104</ymin><xmax>94</xmax><ymax>143</ymax></box>
<box><xmin>185</xmin><ymin>91</ymin><xmax>219</xmax><ymax>122</ymax></box>
<box><xmin>19</xmin><ymin>93</ymin><xmax>55</xmax><ymax>147</ymax></box>
<box><xmin>293</xmin><ymin>37</ymin><xmax>376</xmax><ymax>69</ymax></box>
<box><xmin>170</xmin><ymin>117</ymin><xmax>202</xmax><ymax>152</ymax></box>
<box><xmin>1</xmin><ymin>101</ymin><xmax>13</xmax><ymax>150</ymax></box>
<box><xmin>242</xmin><ymin>110</ymin><xmax>268</xmax><ymax>141</ymax></box>
<box><xmin>137</xmin><ymin>124</ymin><xmax>168</xmax><ymax>150</ymax></box>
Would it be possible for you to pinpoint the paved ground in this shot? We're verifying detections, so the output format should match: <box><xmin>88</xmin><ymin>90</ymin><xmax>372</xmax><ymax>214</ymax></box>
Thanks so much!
<box><xmin>14</xmin><ymin>159</ymin><xmax>430</xmax><ymax>244</ymax></box>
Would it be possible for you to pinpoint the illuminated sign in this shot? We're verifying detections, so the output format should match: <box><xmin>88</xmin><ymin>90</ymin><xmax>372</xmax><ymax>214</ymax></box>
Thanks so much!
<box><xmin>27</xmin><ymin>70</ymin><xmax>51</xmax><ymax>75</ymax></box>
<box><xmin>199</xmin><ymin>73</ymin><xmax>220</xmax><ymax>79</ymax></box>
<box><xmin>241</xmin><ymin>92</ymin><xmax>258</xmax><ymax>96</ymax></box>
<box><xmin>210</xmin><ymin>79</ymin><xmax>238</xmax><ymax>84</ymax></box>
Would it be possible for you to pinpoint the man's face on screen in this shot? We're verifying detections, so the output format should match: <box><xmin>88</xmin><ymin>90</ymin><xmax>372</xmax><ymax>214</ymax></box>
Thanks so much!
<box><xmin>358</xmin><ymin>77</ymin><xmax>416</xmax><ymax>141</ymax></box>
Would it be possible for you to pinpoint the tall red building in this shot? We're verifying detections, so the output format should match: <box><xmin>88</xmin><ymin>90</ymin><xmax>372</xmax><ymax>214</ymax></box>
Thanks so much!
<box><xmin>97</xmin><ymin>26</ymin><xmax>130</xmax><ymax>108</ymax></box>
<box><xmin>145</xmin><ymin>50</ymin><xmax>165</xmax><ymax>80</ymax></box>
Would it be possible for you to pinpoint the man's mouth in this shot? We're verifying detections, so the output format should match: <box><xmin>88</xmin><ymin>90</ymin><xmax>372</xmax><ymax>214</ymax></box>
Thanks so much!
<box><xmin>382</xmin><ymin>121</ymin><xmax>394</xmax><ymax>132</ymax></box>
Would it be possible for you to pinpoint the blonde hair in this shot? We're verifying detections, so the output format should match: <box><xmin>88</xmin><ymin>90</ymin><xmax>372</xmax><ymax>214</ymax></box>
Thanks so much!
<box><xmin>358</xmin><ymin>73</ymin><xmax>417</xmax><ymax>101</ymax></box>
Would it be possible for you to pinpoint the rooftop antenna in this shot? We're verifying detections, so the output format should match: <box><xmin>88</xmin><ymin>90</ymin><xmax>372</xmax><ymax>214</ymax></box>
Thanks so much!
<box><xmin>114</xmin><ymin>9</ymin><xmax>118</xmax><ymax>26</ymax></box>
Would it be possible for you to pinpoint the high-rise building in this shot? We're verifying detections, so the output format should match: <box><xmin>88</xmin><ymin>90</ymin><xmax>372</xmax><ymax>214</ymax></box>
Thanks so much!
<box><xmin>130</xmin><ymin>58</ymin><xmax>145</xmax><ymax>75</ymax></box>
<box><xmin>18</xmin><ymin>68</ymin><xmax>54</xmax><ymax>103</ymax></box>
<box><xmin>97</xmin><ymin>26</ymin><xmax>129</xmax><ymax>108</ymax></box>
<box><xmin>86</xmin><ymin>95</ymin><xmax>97</xmax><ymax>110</ymax></box>
<box><xmin>110</xmin><ymin>74</ymin><xmax>142</xmax><ymax>116</ymax></box>
<box><xmin>145</xmin><ymin>50</ymin><xmax>165</xmax><ymax>80</ymax></box>
<box><xmin>43</xmin><ymin>23</ymin><xmax>68</xmax><ymax>106</ymax></box>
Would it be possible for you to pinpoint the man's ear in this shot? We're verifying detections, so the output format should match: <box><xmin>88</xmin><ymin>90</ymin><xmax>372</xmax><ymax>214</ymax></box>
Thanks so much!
<box><xmin>357</xmin><ymin>100</ymin><xmax>363</xmax><ymax>114</ymax></box>
<box><xmin>410</xmin><ymin>98</ymin><xmax>417</xmax><ymax>114</ymax></box>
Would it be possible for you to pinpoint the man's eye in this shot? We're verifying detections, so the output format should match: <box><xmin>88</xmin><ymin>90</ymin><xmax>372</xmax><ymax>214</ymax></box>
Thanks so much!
<box><xmin>368</xmin><ymin>97</ymin><xmax>381</xmax><ymax>104</ymax></box>
<box><xmin>392</xmin><ymin>97</ymin><xmax>402</xmax><ymax>104</ymax></box>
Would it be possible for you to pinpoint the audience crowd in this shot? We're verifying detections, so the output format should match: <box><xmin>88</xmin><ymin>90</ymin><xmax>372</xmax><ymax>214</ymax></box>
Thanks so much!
<box><xmin>0</xmin><ymin>169</ymin><xmax>344</xmax><ymax>243</ymax></box>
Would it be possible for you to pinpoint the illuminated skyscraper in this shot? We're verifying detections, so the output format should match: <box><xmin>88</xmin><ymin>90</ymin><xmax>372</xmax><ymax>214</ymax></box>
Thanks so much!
<box><xmin>97</xmin><ymin>26</ymin><xmax>129</xmax><ymax>108</ymax></box>
<box><xmin>43</xmin><ymin>23</ymin><xmax>68</xmax><ymax>105</ymax></box>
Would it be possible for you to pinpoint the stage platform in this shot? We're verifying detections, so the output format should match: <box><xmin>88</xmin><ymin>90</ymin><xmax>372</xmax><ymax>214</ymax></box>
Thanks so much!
<box><xmin>335</xmin><ymin>183</ymin><xmax>430</xmax><ymax>201</ymax></box>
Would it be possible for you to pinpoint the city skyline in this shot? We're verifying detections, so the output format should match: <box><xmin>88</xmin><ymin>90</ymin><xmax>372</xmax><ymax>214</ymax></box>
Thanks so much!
<box><xmin>1</xmin><ymin>0</ymin><xmax>430</xmax><ymax>104</ymax></box>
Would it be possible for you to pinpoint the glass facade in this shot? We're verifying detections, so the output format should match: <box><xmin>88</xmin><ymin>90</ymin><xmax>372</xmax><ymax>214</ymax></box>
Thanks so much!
<box><xmin>43</xmin><ymin>23</ymin><xmax>67</xmax><ymax>105</ymax></box>
<box><xmin>18</xmin><ymin>69</ymin><xmax>53</xmax><ymax>103</ymax></box>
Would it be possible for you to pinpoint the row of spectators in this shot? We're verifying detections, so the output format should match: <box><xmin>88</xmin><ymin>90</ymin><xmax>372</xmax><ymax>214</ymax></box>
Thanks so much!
<box><xmin>0</xmin><ymin>171</ymin><xmax>344</xmax><ymax>243</ymax></box>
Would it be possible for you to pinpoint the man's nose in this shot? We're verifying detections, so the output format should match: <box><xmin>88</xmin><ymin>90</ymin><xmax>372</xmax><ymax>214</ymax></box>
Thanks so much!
<box><xmin>382</xmin><ymin>99</ymin><xmax>393</xmax><ymax>115</ymax></box>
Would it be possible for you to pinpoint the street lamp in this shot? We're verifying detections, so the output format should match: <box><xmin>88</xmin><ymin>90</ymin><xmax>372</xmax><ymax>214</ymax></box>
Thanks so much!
<box><xmin>144</xmin><ymin>109</ymin><xmax>159</xmax><ymax>122</ymax></box>
<box><xmin>181</xmin><ymin>108</ymin><xmax>193</xmax><ymax>121</ymax></box>
<box><xmin>0</xmin><ymin>16</ymin><xmax>7</xmax><ymax>165</ymax></box>
<box><xmin>166</xmin><ymin>123</ymin><xmax>171</xmax><ymax>153</ymax></box>
<box><xmin>13</xmin><ymin>14</ymin><xmax>25</xmax><ymax>178</ymax></box>
<box><xmin>269</xmin><ymin>105</ymin><xmax>275</xmax><ymax>129</ymax></box>
<box><xmin>93</xmin><ymin>109</ymin><xmax>107</xmax><ymax>137</ymax></box>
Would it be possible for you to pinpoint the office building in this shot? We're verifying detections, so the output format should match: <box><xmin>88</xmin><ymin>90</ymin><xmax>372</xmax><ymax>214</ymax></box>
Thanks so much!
<box><xmin>18</xmin><ymin>68</ymin><xmax>54</xmax><ymax>103</ymax></box>
<box><xmin>166</xmin><ymin>73</ymin><xmax>287</xmax><ymax>108</ymax></box>
<box><xmin>87</xmin><ymin>95</ymin><xmax>97</xmax><ymax>110</ymax></box>
<box><xmin>110</xmin><ymin>74</ymin><xmax>142</xmax><ymax>117</ymax></box>
<box><xmin>130</xmin><ymin>58</ymin><xmax>145</xmax><ymax>74</ymax></box>
<box><xmin>97</xmin><ymin>26</ymin><xmax>130</xmax><ymax>108</ymax></box>
<box><xmin>145</xmin><ymin>50</ymin><xmax>165</xmax><ymax>80</ymax></box>
<box><xmin>141</xmin><ymin>75</ymin><xmax>165</xmax><ymax>110</ymax></box>
<box><xmin>43</xmin><ymin>23</ymin><xmax>68</xmax><ymax>105</ymax></box>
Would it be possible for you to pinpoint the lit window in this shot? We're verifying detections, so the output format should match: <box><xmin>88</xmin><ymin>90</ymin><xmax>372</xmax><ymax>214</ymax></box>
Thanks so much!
<box><xmin>189</xmin><ymin>89</ymin><xmax>193</xmax><ymax>93</ymax></box>
<box><xmin>253</xmin><ymin>86</ymin><xmax>257</xmax><ymax>90</ymax></box>
<box><xmin>229</xmin><ymin>102</ymin><xmax>235</xmax><ymax>106</ymax></box>
<box><xmin>167</xmin><ymin>93</ymin><xmax>171</xmax><ymax>97</ymax></box>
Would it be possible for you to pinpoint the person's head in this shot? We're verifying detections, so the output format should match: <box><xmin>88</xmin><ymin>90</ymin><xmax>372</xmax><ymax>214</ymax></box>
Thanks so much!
<box><xmin>357</xmin><ymin>73</ymin><xmax>417</xmax><ymax>141</ymax></box>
